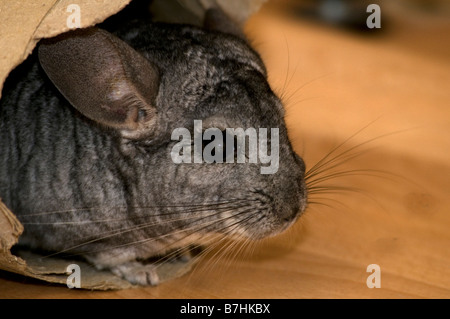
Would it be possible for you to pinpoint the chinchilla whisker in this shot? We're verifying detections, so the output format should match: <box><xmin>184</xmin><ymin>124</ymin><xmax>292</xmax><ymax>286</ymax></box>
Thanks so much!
<box><xmin>285</xmin><ymin>96</ymin><xmax>321</xmax><ymax>110</ymax></box>
<box><xmin>305</xmin><ymin>144</ymin><xmax>372</xmax><ymax>176</ymax></box>
<box><xmin>156</xmin><ymin>215</ymin><xmax>254</xmax><ymax>283</ymax></box>
<box><xmin>152</xmin><ymin>243</ymin><xmax>202</xmax><ymax>267</ymax></box>
<box><xmin>53</xmin><ymin>207</ymin><xmax>254</xmax><ymax>260</ymax></box>
<box><xmin>205</xmin><ymin>237</ymin><xmax>241</xmax><ymax>274</ymax></box>
<box><xmin>18</xmin><ymin>200</ymin><xmax>246</xmax><ymax>218</ymax></box>
<box><xmin>185</xmin><ymin>233</ymin><xmax>227</xmax><ymax>266</ymax></box>
<box><xmin>305</xmin><ymin>118</ymin><xmax>383</xmax><ymax>179</ymax></box>
<box><xmin>240</xmin><ymin>237</ymin><xmax>258</xmax><ymax>261</ymax></box>
<box><xmin>279</xmin><ymin>34</ymin><xmax>303</xmax><ymax>105</ymax></box>
<box><xmin>276</xmin><ymin>32</ymin><xmax>326</xmax><ymax>105</ymax></box>
<box><xmin>306</xmin><ymin>168</ymin><xmax>393</xmax><ymax>187</ymax></box>
<box><xmin>21</xmin><ymin>219</ymin><xmax>119</xmax><ymax>226</ymax></box>
<box><xmin>189</xmin><ymin>218</ymin><xmax>253</xmax><ymax>277</ymax></box>
<box><xmin>118</xmin><ymin>209</ymin><xmax>255</xmax><ymax>254</ymax></box>
<box><xmin>310</xmin><ymin>167</ymin><xmax>421</xmax><ymax>189</ymax></box>
<box><xmin>149</xmin><ymin>211</ymin><xmax>256</xmax><ymax>262</ymax></box>
<box><xmin>305</xmin><ymin>147</ymin><xmax>373</xmax><ymax>181</ymax></box>
<box><xmin>21</xmin><ymin>201</ymin><xmax>251</xmax><ymax>225</ymax></box>
<box><xmin>80</xmin><ymin>212</ymin><xmax>254</xmax><ymax>272</ymax></box>
<box><xmin>306</xmin><ymin>125</ymin><xmax>414</xmax><ymax>181</ymax></box>
<box><xmin>308</xmin><ymin>184</ymin><xmax>385</xmax><ymax>211</ymax></box>
<box><xmin>43</xmin><ymin>206</ymin><xmax>245</xmax><ymax>259</ymax></box>
<box><xmin>306</xmin><ymin>196</ymin><xmax>350</xmax><ymax>207</ymax></box>
<box><xmin>18</xmin><ymin>206</ymin><xmax>122</xmax><ymax>217</ymax></box>
<box><xmin>306</xmin><ymin>201</ymin><xmax>336</xmax><ymax>209</ymax></box>
<box><xmin>190</xmin><ymin>237</ymin><xmax>234</xmax><ymax>280</ymax></box>
<box><xmin>152</xmin><ymin>219</ymin><xmax>248</xmax><ymax>268</ymax></box>
<box><xmin>307</xmin><ymin>185</ymin><xmax>365</xmax><ymax>194</ymax></box>
<box><xmin>233</xmin><ymin>237</ymin><xmax>256</xmax><ymax>264</ymax></box>
<box><xmin>211</xmin><ymin>231</ymin><xmax>255</xmax><ymax>274</ymax></box>
<box><xmin>152</xmin><ymin>227</ymin><xmax>244</xmax><ymax>273</ymax></box>
<box><xmin>279</xmin><ymin>33</ymin><xmax>290</xmax><ymax>101</ymax></box>
<box><xmin>283</xmin><ymin>74</ymin><xmax>331</xmax><ymax>108</ymax></box>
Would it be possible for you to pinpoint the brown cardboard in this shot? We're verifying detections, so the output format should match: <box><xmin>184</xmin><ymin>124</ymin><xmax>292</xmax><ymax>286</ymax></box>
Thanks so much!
<box><xmin>0</xmin><ymin>0</ymin><xmax>266</xmax><ymax>289</ymax></box>
<box><xmin>0</xmin><ymin>0</ymin><xmax>133</xmax><ymax>99</ymax></box>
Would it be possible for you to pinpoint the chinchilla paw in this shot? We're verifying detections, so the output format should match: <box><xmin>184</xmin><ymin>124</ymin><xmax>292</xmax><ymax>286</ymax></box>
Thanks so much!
<box><xmin>111</xmin><ymin>261</ymin><xmax>160</xmax><ymax>286</ymax></box>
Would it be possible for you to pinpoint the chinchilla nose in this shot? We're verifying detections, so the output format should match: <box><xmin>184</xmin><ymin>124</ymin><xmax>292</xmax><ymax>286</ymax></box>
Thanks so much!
<box><xmin>280</xmin><ymin>153</ymin><xmax>307</xmax><ymax>223</ymax></box>
<box><xmin>280</xmin><ymin>200</ymin><xmax>301</xmax><ymax>223</ymax></box>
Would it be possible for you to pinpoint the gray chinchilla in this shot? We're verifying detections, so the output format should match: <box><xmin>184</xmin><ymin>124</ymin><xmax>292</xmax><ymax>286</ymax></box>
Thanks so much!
<box><xmin>0</xmin><ymin>8</ymin><xmax>307</xmax><ymax>285</ymax></box>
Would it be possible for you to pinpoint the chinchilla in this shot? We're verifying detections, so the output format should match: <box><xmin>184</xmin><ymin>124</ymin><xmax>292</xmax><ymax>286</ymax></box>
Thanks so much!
<box><xmin>0</xmin><ymin>8</ymin><xmax>307</xmax><ymax>285</ymax></box>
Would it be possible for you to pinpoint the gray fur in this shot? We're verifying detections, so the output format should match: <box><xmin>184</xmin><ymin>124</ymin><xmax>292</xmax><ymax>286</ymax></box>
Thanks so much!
<box><xmin>0</xmin><ymin>11</ymin><xmax>307</xmax><ymax>285</ymax></box>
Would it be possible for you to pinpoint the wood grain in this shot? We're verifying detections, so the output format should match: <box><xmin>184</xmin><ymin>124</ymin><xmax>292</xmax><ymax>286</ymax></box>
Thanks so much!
<box><xmin>0</xmin><ymin>0</ymin><xmax>449</xmax><ymax>298</ymax></box>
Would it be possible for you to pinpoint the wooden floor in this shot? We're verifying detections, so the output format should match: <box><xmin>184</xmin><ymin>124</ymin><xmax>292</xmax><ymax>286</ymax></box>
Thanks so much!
<box><xmin>1</xmin><ymin>1</ymin><xmax>449</xmax><ymax>298</ymax></box>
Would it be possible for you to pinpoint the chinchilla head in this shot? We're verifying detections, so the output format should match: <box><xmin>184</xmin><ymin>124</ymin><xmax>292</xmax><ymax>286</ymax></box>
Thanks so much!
<box><xmin>36</xmin><ymin>9</ymin><xmax>307</xmax><ymax>246</ymax></box>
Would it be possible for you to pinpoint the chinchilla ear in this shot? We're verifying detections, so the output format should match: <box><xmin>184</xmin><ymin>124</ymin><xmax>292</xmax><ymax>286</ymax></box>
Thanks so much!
<box><xmin>203</xmin><ymin>8</ymin><xmax>246</xmax><ymax>40</ymax></box>
<box><xmin>38</xmin><ymin>27</ymin><xmax>159</xmax><ymax>139</ymax></box>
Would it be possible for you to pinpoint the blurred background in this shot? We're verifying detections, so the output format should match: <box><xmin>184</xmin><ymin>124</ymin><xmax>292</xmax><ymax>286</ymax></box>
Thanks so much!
<box><xmin>235</xmin><ymin>0</ymin><xmax>450</xmax><ymax>298</ymax></box>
